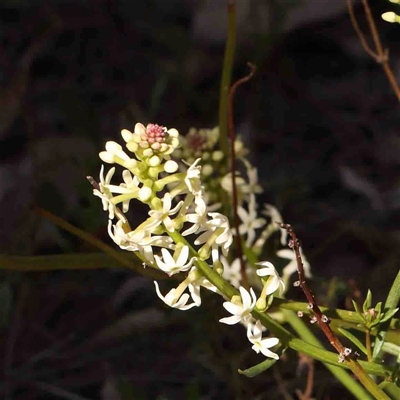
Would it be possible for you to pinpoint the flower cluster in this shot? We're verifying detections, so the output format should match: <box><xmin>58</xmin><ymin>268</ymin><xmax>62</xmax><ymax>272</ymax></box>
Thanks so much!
<box><xmin>91</xmin><ymin>122</ymin><xmax>307</xmax><ymax>362</ymax></box>
<box><xmin>92</xmin><ymin>123</ymin><xmax>236</xmax><ymax>309</ymax></box>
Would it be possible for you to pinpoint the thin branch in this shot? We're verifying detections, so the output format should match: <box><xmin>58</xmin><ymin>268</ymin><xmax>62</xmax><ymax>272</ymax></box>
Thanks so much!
<box><xmin>346</xmin><ymin>0</ymin><xmax>379</xmax><ymax>60</ymax></box>
<box><xmin>273</xmin><ymin>367</ymin><xmax>295</xmax><ymax>400</ymax></box>
<box><xmin>228</xmin><ymin>62</ymin><xmax>257</xmax><ymax>289</ymax></box>
<box><xmin>277</xmin><ymin>223</ymin><xmax>392</xmax><ymax>399</ymax></box>
<box><xmin>361</xmin><ymin>0</ymin><xmax>386</xmax><ymax>58</ymax></box>
<box><xmin>295</xmin><ymin>355</ymin><xmax>315</xmax><ymax>400</ymax></box>
<box><xmin>276</xmin><ymin>223</ymin><xmax>347</xmax><ymax>356</ymax></box>
<box><xmin>347</xmin><ymin>0</ymin><xmax>400</xmax><ymax>101</ymax></box>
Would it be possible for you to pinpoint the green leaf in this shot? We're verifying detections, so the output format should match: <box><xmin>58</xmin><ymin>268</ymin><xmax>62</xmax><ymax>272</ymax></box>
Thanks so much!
<box><xmin>352</xmin><ymin>298</ymin><xmax>363</xmax><ymax>317</ymax></box>
<box><xmin>338</xmin><ymin>327</ymin><xmax>368</xmax><ymax>356</ymax></box>
<box><xmin>381</xmin><ymin>308</ymin><xmax>400</xmax><ymax>324</ymax></box>
<box><xmin>369</xmin><ymin>319</ymin><xmax>383</xmax><ymax>330</ymax></box>
<box><xmin>0</xmin><ymin>253</ymin><xmax>171</xmax><ymax>280</ymax></box>
<box><xmin>382</xmin><ymin>382</ymin><xmax>400</xmax><ymax>399</ymax></box>
<box><xmin>381</xmin><ymin>342</ymin><xmax>400</xmax><ymax>357</ymax></box>
<box><xmin>363</xmin><ymin>289</ymin><xmax>372</xmax><ymax>313</ymax></box>
<box><xmin>373</xmin><ymin>269</ymin><xmax>400</xmax><ymax>361</ymax></box>
<box><xmin>238</xmin><ymin>357</ymin><xmax>279</xmax><ymax>377</ymax></box>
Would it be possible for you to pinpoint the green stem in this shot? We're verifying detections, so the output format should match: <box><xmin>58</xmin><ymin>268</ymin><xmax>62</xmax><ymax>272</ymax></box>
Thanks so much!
<box><xmin>366</xmin><ymin>329</ymin><xmax>372</xmax><ymax>361</ymax></box>
<box><xmin>218</xmin><ymin>0</ymin><xmax>236</xmax><ymax>159</ymax></box>
<box><xmin>373</xmin><ymin>268</ymin><xmax>400</xmax><ymax>360</ymax></box>
<box><xmin>347</xmin><ymin>358</ymin><xmax>390</xmax><ymax>400</ymax></box>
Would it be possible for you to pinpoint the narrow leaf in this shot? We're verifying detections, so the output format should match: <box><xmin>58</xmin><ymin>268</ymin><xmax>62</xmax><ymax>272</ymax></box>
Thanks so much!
<box><xmin>380</xmin><ymin>308</ymin><xmax>399</xmax><ymax>324</ymax></box>
<box><xmin>352</xmin><ymin>299</ymin><xmax>363</xmax><ymax>317</ymax></box>
<box><xmin>239</xmin><ymin>357</ymin><xmax>279</xmax><ymax>377</ymax></box>
<box><xmin>338</xmin><ymin>327</ymin><xmax>368</xmax><ymax>356</ymax></box>
<box><xmin>363</xmin><ymin>289</ymin><xmax>372</xmax><ymax>313</ymax></box>
<box><xmin>0</xmin><ymin>253</ymin><xmax>170</xmax><ymax>280</ymax></box>
<box><xmin>381</xmin><ymin>342</ymin><xmax>400</xmax><ymax>357</ymax></box>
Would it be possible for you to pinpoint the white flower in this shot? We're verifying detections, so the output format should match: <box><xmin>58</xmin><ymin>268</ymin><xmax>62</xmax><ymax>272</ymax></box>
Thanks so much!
<box><xmin>263</xmin><ymin>204</ymin><xmax>287</xmax><ymax>246</ymax></box>
<box><xmin>221</xmin><ymin>256</ymin><xmax>242</xmax><ymax>288</ymax></box>
<box><xmin>220</xmin><ymin>161</ymin><xmax>262</xmax><ymax>202</ymax></box>
<box><xmin>256</xmin><ymin>261</ymin><xmax>285</xmax><ymax>296</ymax></box>
<box><xmin>247</xmin><ymin>320</ymin><xmax>279</xmax><ymax>359</ymax></box>
<box><xmin>184</xmin><ymin>158</ymin><xmax>202</xmax><ymax>196</ymax></box>
<box><xmin>154</xmin><ymin>245</ymin><xmax>194</xmax><ymax>276</ymax></box>
<box><xmin>220</xmin><ymin>172</ymin><xmax>246</xmax><ymax>196</ymax></box>
<box><xmin>92</xmin><ymin>165</ymin><xmax>122</xmax><ymax>221</ymax></box>
<box><xmin>237</xmin><ymin>194</ymin><xmax>266</xmax><ymax>247</ymax></box>
<box><xmin>154</xmin><ymin>281</ymin><xmax>198</xmax><ymax>310</ymax></box>
<box><xmin>153</xmin><ymin>267</ymin><xmax>215</xmax><ymax>310</ymax></box>
<box><xmin>187</xmin><ymin>267</ymin><xmax>218</xmax><ymax>306</ymax></box>
<box><xmin>108</xmin><ymin>219</ymin><xmax>143</xmax><ymax>252</ymax></box>
<box><xmin>99</xmin><ymin>141</ymin><xmax>133</xmax><ymax>166</ymax></box>
<box><xmin>277</xmin><ymin>248</ymin><xmax>312</xmax><ymax>281</ymax></box>
<box><xmin>243</xmin><ymin>161</ymin><xmax>263</xmax><ymax>196</ymax></box>
<box><xmin>119</xmin><ymin>170</ymin><xmax>140</xmax><ymax>212</ymax></box>
<box><xmin>219</xmin><ymin>286</ymin><xmax>257</xmax><ymax>325</ymax></box>
<box><xmin>195</xmin><ymin>213</ymin><xmax>233</xmax><ymax>257</ymax></box>
<box><xmin>182</xmin><ymin>196</ymin><xmax>208</xmax><ymax>236</ymax></box>
<box><xmin>148</xmin><ymin>193</ymin><xmax>183</xmax><ymax>232</ymax></box>
<box><xmin>108</xmin><ymin>219</ymin><xmax>173</xmax><ymax>262</ymax></box>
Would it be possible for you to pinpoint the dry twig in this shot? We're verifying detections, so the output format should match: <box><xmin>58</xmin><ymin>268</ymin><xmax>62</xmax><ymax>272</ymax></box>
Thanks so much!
<box><xmin>347</xmin><ymin>0</ymin><xmax>400</xmax><ymax>101</ymax></box>
<box><xmin>277</xmin><ymin>223</ymin><xmax>352</xmax><ymax>362</ymax></box>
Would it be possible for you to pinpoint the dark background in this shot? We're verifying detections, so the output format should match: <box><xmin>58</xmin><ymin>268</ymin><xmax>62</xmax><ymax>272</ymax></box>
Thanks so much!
<box><xmin>0</xmin><ymin>0</ymin><xmax>399</xmax><ymax>399</ymax></box>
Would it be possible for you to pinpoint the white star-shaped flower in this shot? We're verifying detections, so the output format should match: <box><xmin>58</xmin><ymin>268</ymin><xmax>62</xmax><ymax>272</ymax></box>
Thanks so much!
<box><xmin>148</xmin><ymin>193</ymin><xmax>183</xmax><ymax>232</ymax></box>
<box><xmin>184</xmin><ymin>158</ymin><xmax>202</xmax><ymax>196</ymax></box>
<box><xmin>153</xmin><ymin>267</ymin><xmax>215</xmax><ymax>310</ymax></box>
<box><xmin>277</xmin><ymin>248</ymin><xmax>312</xmax><ymax>281</ymax></box>
<box><xmin>92</xmin><ymin>165</ymin><xmax>121</xmax><ymax>221</ymax></box>
<box><xmin>220</xmin><ymin>172</ymin><xmax>246</xmax><ymax>196</ymax></box>
<box><xmin>243</xmin><ymin>161</ymin><xmax>263</xmax><ymax>195</ymax></box>
<box><xmin>107</xmin><ymin>219</ymin><xmax>143</xmax><ymax>252</ymax></box>
<box><xmin>187</xmin><ymin>267</ymin><xmax>218</xmax><ymax>306</ymax></box>
<box><xmin>237</xmin><ymin>194</ymin><xmax>266</xmax><ymax>247</ymax></box>
<box><xmin>256</xmin><ymin>261</ymin><xmax>285</xmax><ymax>296</ymax></box>
<box><xmin>247</xmin><ymin>320</ymin><xmax>279</xmax><ymax>359</ymax></box>
<box><xmin>219</xmin><ymin>286</ymin><xmax>257</xmax><ymax>325</ymax></box>
<box><xmin>221</xmin><ymin>256</ymin><xmax>242</xmax><ymax>288</ymax></box>
<box><xmin>263</xmin><ymin>204</ymin><xmax>287</xmax><ymax>246</ymax></box>
<box><xmin>119</xmin><ymin>170</ymin><xmax>140</xmax><ymax>212</ymax></box>
<box><xmin>107</xmin><ymin>219</ymin><xmax>173</xmax><ymax>262</ymax></box>
<box><xmin>182</xmin><ymin>196</ymin><xmax>208</xmax><ymax>236</ymax></box>
<box><xmin>207</xmin><ymin>213</ymin><xmax>233</xmax><ymax>255</ymax></box>
<box><xmin>154</xmin><ymin>281</ymin><xmax>197</xmax><ymax>310</ymax></box>
<box><xmin>194</xmin><ymin>212</ymin><xmax>233</xmax><ymax>259</ymax></box>
<box><xmin>154</xmin><ymin>245</ymin><xmax>194</xmax><ymax>276</ymax></box>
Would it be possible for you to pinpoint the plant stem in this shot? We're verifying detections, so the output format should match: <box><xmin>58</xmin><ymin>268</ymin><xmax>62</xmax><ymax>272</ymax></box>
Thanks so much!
<box><xmin>218</xmin><ymin>0</ymin><xmax>236</xmax><ymax>158</ymax></box>
<box><xmin>227</xmin><ymin>64</ymin><xmax>256</xmax><ymax>289</ymax></box>
<box><xmin>283</xmin><ymin>309</ymin><xmax>371</xmax><ymax>400</ymax></box>
<box><xmin>373</xmin><ymin>268</ymin><xmax>400</xmax><ymax>359</ymax></box>
<box><xmin>366</xmin><ymin>329</ymin><xmax>372</xmax><ymax>361</ymax></box>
